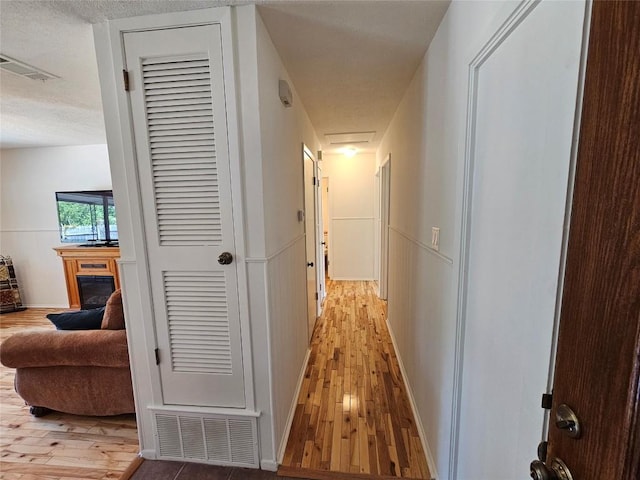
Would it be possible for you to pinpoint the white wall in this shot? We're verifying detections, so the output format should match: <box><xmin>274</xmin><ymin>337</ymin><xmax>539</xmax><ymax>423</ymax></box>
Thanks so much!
<box><xmin>377</xmin><ymin>2</ymin><xmax>542</xmax><ymax>478</ymax></box>
<box><xmin>240</xmin><ymin>6</ymin><xmax>321</xmax><ymax>468</ymax></box>
<box><xmin>0</xmin><ymin>145</ymin><xmax>112</xmax><ymax>307</ymax></box>
<box><xmin>322</xmin><ymin>151</ymin><xmax>376</xmax><ymax>280</ymax></box>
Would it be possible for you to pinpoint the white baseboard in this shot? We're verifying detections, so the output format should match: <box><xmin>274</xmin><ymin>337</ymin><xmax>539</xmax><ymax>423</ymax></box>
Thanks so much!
<box><xmin>277</xmin><ymin>347</ymin><xmax>311</xmax><ymax>464</ymax></box>
<box><xmin>386</xmin><ymin>317</ymin><xmax>438</xmax><ymax>480</ymax></box>
<box><xmin>260</xmin><ymin>459</ymin><xmax>278</xmax><ymax>471</ymax></box>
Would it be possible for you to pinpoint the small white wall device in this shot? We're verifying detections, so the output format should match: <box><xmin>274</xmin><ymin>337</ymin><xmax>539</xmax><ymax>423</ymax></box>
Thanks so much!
<box><xmin>279</xmin><ymin>79</ymin><xmax>293</xmax><ymax>107</ymax></box>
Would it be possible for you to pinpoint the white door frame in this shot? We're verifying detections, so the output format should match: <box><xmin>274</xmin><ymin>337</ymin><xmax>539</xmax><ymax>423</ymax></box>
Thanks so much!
<box><xmin>322</xmin><ymin>176</ymin><xmax>331</xmax><ymax>280</ymax></box>
<box><xmin>302</xmin><ymin>144</ymin><xmax>318</xmax><ymax>340</ymax></box>
<box><xmin>315</xmin><ymin>160</ymin><xmax>327</xmax><ymax>306</ymax></box>
<box><xmin>378</xmin><ymin>154</ymin><xmax>391</xmax><ymax>300</ymax></box>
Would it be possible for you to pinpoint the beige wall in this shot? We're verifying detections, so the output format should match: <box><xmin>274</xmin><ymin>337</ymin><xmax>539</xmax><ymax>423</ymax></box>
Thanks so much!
<box><xmin>377</xmin><ymin>2</ymin><xmax>524</xmax><ymax>477</ymax></box>
<box><xmin>322</xmin><ymin>151</ymin><xmax>376</xmax><ymax>280</ymax></box>
<box><xmin>0</xmin><ymin>145</ymin><xmax>111</xmax><ymax>307</ymax></box>
<box><xmin>243</xmin><ymin>7</ymin><xmax>322</xmax><ymax>468</ymax></box>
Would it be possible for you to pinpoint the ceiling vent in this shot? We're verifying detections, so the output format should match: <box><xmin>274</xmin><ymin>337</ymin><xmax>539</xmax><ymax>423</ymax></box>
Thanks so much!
<box><xmin>325</xmin><ymin>131</ymin><xmax>376</xmax><ymax>145</ymax></box>
<box><xmin>0</xmin><ymin>54</ymin><xmax>59</xmax><ymax>81</ymax></box>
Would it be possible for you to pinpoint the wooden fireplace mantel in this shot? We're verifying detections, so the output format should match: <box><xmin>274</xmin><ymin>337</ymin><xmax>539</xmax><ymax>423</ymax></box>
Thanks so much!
<box><xmin>53</xmin><ymin>246</ymin><xmax>121</xmax><ymax>309</ymax></box>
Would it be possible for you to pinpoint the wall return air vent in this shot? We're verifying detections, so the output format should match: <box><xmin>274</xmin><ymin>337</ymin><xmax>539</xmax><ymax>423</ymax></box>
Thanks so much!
<box><xmin>152</xmin><ymin>408</ymin><xmax>259</xmax><ymax>468</ymax></box>
<box><xmin>0</xmin><ymin>54</ymin><xmax>59</xmax><ymax>81</ymax></box>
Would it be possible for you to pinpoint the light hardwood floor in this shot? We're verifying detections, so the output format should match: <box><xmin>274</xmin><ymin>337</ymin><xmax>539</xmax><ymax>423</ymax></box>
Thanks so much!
<box><xmin>279</xmin><ymin>281</ymin><xmax>431</xmax><ymax>480</ymax></box>
<box><xmin>0</xmin><ymin>308</ymin><xmax>139</xmax><ymax>480</ymax></box>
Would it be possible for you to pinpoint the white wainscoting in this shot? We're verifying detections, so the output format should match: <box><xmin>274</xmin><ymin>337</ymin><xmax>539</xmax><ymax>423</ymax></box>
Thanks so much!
<box><xmin>246</xmin><ymin>235</ymin><xmax>309</xmax><ymax>468</ymax></box>
<box><xmin>0</xmin><ymin>229</ymin><xmax>69</xmax><ymax>307</ymax></box>
<box><xmin>331</xmin><ymin>217</ymin><xmax>375</xmax><ymax>280</ymax></box>
<box><xmin>386</xmin><ymin>227</ymin><xmax>455</xmax><ymax>480</ymax></box>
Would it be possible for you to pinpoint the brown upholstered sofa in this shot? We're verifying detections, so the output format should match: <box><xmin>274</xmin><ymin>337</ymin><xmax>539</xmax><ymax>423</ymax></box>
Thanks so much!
<box><xmin>0</xmin><ymin>290</ymin><xmax>135</xmax><ymax>417</ymax></box>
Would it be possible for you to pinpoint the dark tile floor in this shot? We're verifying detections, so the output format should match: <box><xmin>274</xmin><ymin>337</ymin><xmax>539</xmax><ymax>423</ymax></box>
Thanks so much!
<box><xmin>129</xmin><ymin>460</ymin><xmax>311</xmax><ymax>480</ymax></box>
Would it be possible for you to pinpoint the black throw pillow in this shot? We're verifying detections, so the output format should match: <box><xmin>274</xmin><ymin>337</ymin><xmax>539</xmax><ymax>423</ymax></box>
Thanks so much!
<box><xmin>46</xmin><ymin>306</ymin><xmax>105</xmax><ymax>330</ymax></box>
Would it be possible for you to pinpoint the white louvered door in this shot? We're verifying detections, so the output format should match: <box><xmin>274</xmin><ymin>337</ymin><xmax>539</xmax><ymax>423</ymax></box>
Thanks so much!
<box><xmin>123</xmin><ymin>25</ymin><xmax>245</xmax><ymax>407</ymax></box>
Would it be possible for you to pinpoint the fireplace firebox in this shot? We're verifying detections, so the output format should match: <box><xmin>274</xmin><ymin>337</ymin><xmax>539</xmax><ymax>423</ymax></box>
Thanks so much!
<box><xmin>77</xmin><ymin>275</ymin><xmax>115</xmax><ymax>309</ymax></box>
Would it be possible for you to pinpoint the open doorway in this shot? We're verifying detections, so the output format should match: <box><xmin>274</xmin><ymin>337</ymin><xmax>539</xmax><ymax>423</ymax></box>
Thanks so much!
<box><xmin>315</xmin><ymin>165</ymin><xmax>327</xmax><ymax>304</ymax></box>
<box><xmin>302</xmin><ymin>145</ymin><xmax>326</xmax><ymax>342</ymax></box>
<box><xmin>321</xmin><ymin>177</ymin><xmax>329</xmax><ymax>281</ymax></box>
<box><xmin>302</xmin><ymin>146</ymin><xmax>317</xmax><ymax>342</ymax></box>
<box><xmin>377</xmin><ymin>155</ymin><xmax>391</xmax><ymax>300</ymax></box>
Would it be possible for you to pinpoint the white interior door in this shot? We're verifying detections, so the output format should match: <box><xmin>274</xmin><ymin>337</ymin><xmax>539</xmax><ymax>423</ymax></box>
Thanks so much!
<box><xmin>303</xmin><ymin>148</ymin><xmax>317</xmax><ymax>341</ymax></box>
<box><xmin>456</xmin><ymin>1</ymin><xmax>585</xmax><ymax>478</ymax></box>
<box><xmin>124</xmin><ymin>24</ymin><xmax>245</xmax><ymax>408</ymax></box>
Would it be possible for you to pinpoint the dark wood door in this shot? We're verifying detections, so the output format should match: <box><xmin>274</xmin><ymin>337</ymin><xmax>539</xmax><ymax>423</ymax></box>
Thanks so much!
<box><xmin>546</xmin><ymin>2</ymin><xmax>640</xmax><ymax>479</ymax></box>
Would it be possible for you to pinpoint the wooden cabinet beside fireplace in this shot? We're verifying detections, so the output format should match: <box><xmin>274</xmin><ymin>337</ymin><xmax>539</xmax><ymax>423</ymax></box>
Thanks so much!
<box><xmin>53</xmin><ymin>246</ymin><xmax>120</xmax><ymax>309</ymax></box>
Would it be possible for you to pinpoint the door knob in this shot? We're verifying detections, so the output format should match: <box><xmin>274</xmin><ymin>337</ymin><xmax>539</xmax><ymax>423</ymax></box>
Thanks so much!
<box><xmin>530</xmin><ymin>458</ymin><xmax>574</xmax><ymax>480</ymax></box>
<box><xmin>307</xmin><ymin>262</ymin><xmax>314</xmax><ymax>267</ymax></box>
<box><xmin>530</xmin><ymin>460</ymin><xmax>553</xmax><ymax>480</ymax></box>
<box><xmin>218</xmin><ymin>252</ymin><xmax>233</xmax><ymax>265</ymax></box>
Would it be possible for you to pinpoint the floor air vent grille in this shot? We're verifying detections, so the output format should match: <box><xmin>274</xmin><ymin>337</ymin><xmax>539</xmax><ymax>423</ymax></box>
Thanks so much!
<box><xmin>154</xmin><ymin>411</ymin><xmax>258</xmax><ymax>467</ymax></box>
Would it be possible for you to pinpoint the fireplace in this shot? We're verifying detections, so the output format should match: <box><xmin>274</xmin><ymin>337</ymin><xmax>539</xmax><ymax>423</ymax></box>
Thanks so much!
<box><xmin>77</xmin><ymin>275</ymin><xmax>115</xmax><ymax>309</ymax></box>
<box><xmin>54</xmin><ymin>246</ymin><xmax>120</xmax><ymax>309</ymax></box>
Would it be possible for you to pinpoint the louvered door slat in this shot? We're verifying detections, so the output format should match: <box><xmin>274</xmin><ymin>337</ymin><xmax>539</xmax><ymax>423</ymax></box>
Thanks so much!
<box><xmin>149</xmin><ymin>114</ymin><xmax>212</xmax><ymax>123</ymax></box>
<box><xmin>147</xmin><ymin>99</ymin><xmax>212</xmax><ymax>110</ymax></box>
<box><xmin>146</xmin><ymin>85</ymin><xmax>212</xmax><ymax>96</ymax></box>
<box><xmin>143</xmin><ymin>58</ymin><xmax>210</xmax><ymax>70</ymax></box>
<box><xmin>149</xmin><ymin>126</ymin><xmax>214</xmax><ymax>137</ymax></box>
<box><xmin>149</xmin><ymin>121</ymin><xmax>213</xmax><ymax>131</ymax></box>
<box><xmin>155</xmin><ymin>181</ymin><xmax>217</xmax><ymax>189</ymax></box>
<box><xmin>144</xmin><ymin>72</ymin><xmax>211</xmax><ymax>83</ymax></box>
<box><xmin>148</xmin><ymin>110</ymin><xmax>211</xmax><ymax>120</ymax></box>
<box><xmin>144</xmin><ymin>66</ymin><xmax>210</xmax><ymax>77</ymax></box>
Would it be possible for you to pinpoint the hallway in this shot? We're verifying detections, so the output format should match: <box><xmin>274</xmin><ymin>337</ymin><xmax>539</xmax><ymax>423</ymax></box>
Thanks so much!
<box><xmin>279</xmin><ymin>281</ymin><xmax>431</xmax><ymax>479</ymax></box>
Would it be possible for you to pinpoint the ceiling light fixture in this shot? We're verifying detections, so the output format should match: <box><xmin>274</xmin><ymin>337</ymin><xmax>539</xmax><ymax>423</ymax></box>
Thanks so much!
<box><xmin>341</xmin><ymin>147</ymin><xmax>357</xmax><ymax>158</ymax></box>
<box><xmin>0</xmin><ymin>54</ymin><xmax>59</xmax><ymax>81</ymax></box>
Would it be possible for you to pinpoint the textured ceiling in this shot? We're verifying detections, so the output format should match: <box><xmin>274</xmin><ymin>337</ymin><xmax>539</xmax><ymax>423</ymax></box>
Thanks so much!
<box><xmin>258</xmin><ymin>1</ymin><xmax>449</xmax><ymax>152</ymax></box>
<box><xmin>0</xmin><ymin>0</ymin><xmax>449</xmax><ymax>151</ymax></box>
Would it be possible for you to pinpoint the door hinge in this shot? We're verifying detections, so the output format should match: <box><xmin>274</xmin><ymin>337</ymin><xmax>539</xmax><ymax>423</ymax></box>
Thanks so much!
<box><xmin>541</xmin><ymin>392</ymin><xmax>553</xmax><ymax>410</ymax></box>
<box><xmin>123</xmin><ymin>70</ymin><xmax>130</xmax><ymax>91</ymax></box>
<box><xmin>154</xmin><ymin>348</ymin><xmax>160</xmax><ymax>365</ymax></box>
<box><xmin>315</xmin><ymin>292</ymin><xmax>319</xmax><ymax>300</ymax></box>
<box><xmin>313</xmin><ymin>176</ymin><xmax>317</xmax><ymax>186</ymax></box>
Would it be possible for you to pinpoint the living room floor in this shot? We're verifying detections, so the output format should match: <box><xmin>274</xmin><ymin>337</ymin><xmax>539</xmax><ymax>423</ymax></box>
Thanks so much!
<box><xmin>0</xmin><ymin>308</ymin><xmax>139</xmax><ymax>479</ymax></box>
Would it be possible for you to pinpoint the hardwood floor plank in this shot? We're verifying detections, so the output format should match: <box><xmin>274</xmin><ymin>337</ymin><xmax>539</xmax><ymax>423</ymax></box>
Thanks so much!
<box><xmin>330</xmin><ymin>402</ymin><xmax>342</xmax><ymax>471</ymax></box>
<box><xmin>279</xmin><ymin>281</ymin><xmax>431</xmax><ymax>479</ymax></box>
